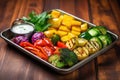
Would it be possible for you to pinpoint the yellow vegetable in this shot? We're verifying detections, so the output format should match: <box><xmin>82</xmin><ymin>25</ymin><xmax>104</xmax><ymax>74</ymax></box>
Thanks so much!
<box><xmin>48</xmin><ymin>18</ymin><xmax>62</xmax><ymax>29</ymax></box>
<box><xmin>61</xmin><ymin>15</ymin><xmax>74</xmax><ymax>28</ymax></box>
<box><xmin>56</xmin><ymin>30</ymin><xmax>68</xmax><ymax>37</ymax></box>
<box><xmin>71</xmin><ymin>26</ymin><xmax>81</xmax><ymax>32</ymax></box>
<box><xmin>51</xmin><ymin>10</ymin><xmax>61</xmax><ymax>18</ymax></box>
<box><xmin>59</xmin><ymin>25</ymin><xmax>70</xmax><ymax>32</ymax></box>
<box><xmin>71</xmin><ymin>20</ymin><xmax>81</xmax><ymax>26</ymax></box>
<box><xmin>44</xmin><ymin>29</ymin><xmax>56</xmax><ymax>38</ymax></box>
<box><xmin>73</xmin><ymin>47</ymin><xmax>89</xmax><ymax>60</ymax></box>
<box><xmin>63</xmin><ymin>14</ymin><xmax>74</xmax><ymax>20</ymax></box>
<box><xmin>62</xmin><ymin>19</ymin><xmax>72</xmax><ymax>28</ymax></box>
<box><xmin>81</xmin><ymin>23</ymin><xmax>88</xmax><ymax>32</ymax></box>
<box><xmin>61</xmin><ymin>35</ymin><xmax>70</xmax><ymax>42</ymax></box>
<box><xmin>67</xmin><ymin>32</ymin><xmax>76</xmax><ymax>39</ymax></box>
<box><xmin>71</xmin><ymin>30</ymin><xmax>80</xmax><ymax>36</ymax></box>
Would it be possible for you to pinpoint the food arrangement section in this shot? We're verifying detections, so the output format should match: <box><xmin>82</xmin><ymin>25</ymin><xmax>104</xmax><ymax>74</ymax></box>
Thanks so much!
<box><xmin>10</xmin><ymin>10</ymin><xmax>113</xmax><ymax>69</ymax></box>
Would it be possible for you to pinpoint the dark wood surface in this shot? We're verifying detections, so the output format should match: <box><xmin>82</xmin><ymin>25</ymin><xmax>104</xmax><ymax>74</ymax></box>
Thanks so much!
<box><xmin>0</xmin><ymin>0</ymin><xmax>120</xmax><ymax>80</ymax></box>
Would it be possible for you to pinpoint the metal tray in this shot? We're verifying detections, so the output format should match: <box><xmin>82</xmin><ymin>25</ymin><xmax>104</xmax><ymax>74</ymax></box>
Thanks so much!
<box><xmin>0</xmin><ymin>9</ymin><xmax>119</xmax><ymax>74</ymax></box>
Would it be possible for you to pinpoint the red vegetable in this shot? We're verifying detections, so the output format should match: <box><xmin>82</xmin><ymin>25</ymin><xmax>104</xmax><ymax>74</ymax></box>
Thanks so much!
<box><xmin>20</xmin><ymin>41</ymin><xmax>34</xmax><ymax>47</ymax></box>
<box><xmin>42</xmin><ymin>46</ymin><xmax>54</xmax><ymax>56</ymax></box>
<box><xmin>34</xmin><ymin>39</ymin><xmax>47</xmax><ymax>47</ymax></box>
<box><xmin>57</xmin><ymin>41</ymin><xmax>67</xmax><ymax>48</ymax></box>
<box><xmin>24</xmin><ymin>46</ymin><xmax>48</xmax><ymax>60</ymax></box>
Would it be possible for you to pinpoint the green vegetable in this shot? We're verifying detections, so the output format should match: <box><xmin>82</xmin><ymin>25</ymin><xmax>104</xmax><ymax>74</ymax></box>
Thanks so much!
<box><xmin>22</xmin><ymin>11</ymin><xmax>51</xmax><ymax>32</ymax></box>
<box><xmin>60</xmin><ymin>48</ymin><xmax>78</xmax><ymax>67</ymax></box>
<box><xmin>97</xmin><ymin>26</ymin><xmax>107</xmax><ymax>35</ymax></box>
<box><xmin>88</xmin><ymin>27</ymin><xmax>101</xmax><ymax>37</ymax></box>
<box><xmin>90</xmin><ymin>37</ymin><xmax>102</xmax><ymax>49</ymax></box>
<box><xmin>105</xmin><ymin>33</ymin><xmax>112</xmax><ymax>44</ymax></box>
<box><xmin>51</xmin><ymin>34</ymin><xmax>60</xmax><ymax>45</ymax></box>
<box><xmin>79</xmin><ymin>31</ymin><xmax>92</xmax><ymax>40</ymax></box>
<box><xmin>48</xmin><ymin>54</ymin><xmax>65</xmax><ymax>68</ymax></box>
<box><xmin>98</xmin><ymin>34</ymin><xmax>112</xmax><ymax>47</ymax></box>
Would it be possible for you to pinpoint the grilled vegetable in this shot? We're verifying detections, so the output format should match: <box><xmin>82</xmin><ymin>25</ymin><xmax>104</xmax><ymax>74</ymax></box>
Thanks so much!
<box><xmin>89</xmin><ymin>41</ymin><xmax>100</xmax><ymax>51</ymax></box>
<box><xmin>66</xmin><ymin>38</ymin><xmax>78</xmax><ymax>50</ymax></box>
<box><xmin>60</xmin><ymin>48</ymin><xmax>78</xmax><ymax>67</ymax></box>
<box><xmin>90</xmin><ymin>37</ymin><xmax>102</xmax><ymax>49</ymax></box>
<box><xmin>85</xmin><ymin>41</ymin><xmax>97</xmax><ymax>54</ymax></box>
<box><xmin>73</xmin><ymin>47</ymin><xmax>89</xmax><ymax>60</ymax></box>
<box><xmin>66</xmin><ymin>38</ymin><xmax>88</xmax><ymax>50</ymax></box>
<box><xmin>77</xmin><ymin>38</ymin><xmax>88</xmax><ymax>47</ymax></box>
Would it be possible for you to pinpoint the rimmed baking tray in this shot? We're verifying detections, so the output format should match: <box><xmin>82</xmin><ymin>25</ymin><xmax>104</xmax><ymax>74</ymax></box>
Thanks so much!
<box><xmin>0</xmin><ymin>9</ymin><xmax>118</xmax><ymax>74</ymax></box>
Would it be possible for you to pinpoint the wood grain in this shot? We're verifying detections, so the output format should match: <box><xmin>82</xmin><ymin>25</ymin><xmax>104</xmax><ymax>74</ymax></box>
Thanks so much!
<box><xmin>0</xmin><ymin>0</ymin><xmax>120</xmax><ymax>80</ymax></box>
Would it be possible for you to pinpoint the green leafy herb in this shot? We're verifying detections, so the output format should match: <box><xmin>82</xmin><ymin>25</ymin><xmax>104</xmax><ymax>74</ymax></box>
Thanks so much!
<box><xmin>22</xmin><ymin>11</ymin><xmax>51</xmax><ymax>32</ymax></box>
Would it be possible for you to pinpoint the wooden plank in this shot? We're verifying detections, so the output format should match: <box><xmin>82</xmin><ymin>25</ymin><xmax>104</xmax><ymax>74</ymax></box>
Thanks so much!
<box><xmin>43</xmin><ymin>0</ymin><xmax>60</xmax><ymax>11</ymax></box>
<box><xmin>60</xmin><ymin>0</ymin><xmax>75</xmax><ymax>15</ymax></box>
<box><xmin>109</xmin><ymin>0</ymin><xmax>120</xmax><ymax>28</ymax></box>
<box><xmin>89</xmin><ymin>0</ymin><xmax>120</xmax><ymax>80</ymax></box>
<box><xmin>0</xmin><ymin>0</ymin><xmax>17</xmax><ymax>30</ymax></box>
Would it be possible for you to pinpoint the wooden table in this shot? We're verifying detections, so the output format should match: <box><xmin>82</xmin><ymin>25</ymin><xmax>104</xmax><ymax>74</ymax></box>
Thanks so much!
<box><xmin>0</xmin><ymin>0</ymin><xmax>120</xmax><ymax>80</ymax></box>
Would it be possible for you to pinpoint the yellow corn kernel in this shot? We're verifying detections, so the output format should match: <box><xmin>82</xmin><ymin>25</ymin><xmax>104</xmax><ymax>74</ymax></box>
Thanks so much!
<box><xmin>81</xmin><ymin>23</ymin><xmax>88</xmax><ymax>32</ymax></box>
<box><xmin>71</xmin><ymin>26</ymin><xmax>81</xmax><ymax>32</ymax></box>
<box><xmin>51</xmin><ymin>10</ymin><xmax>61</xmax><ymax>18</ymax></box>
<box><xmin>56</xmin><ymin>30</ymin><xmax>68</xmax><ymax>37</ymax></box>
<box><xmin>71</xmin><ymin>30</ymin><xmax>80</xmax><ymax>36</ymax></box>
<box><xmin>59</xmin><ymin>25</ymin><xmax>70</xmax><ymax>32</ymax></box>
<box><xmin>71</xmin><ymin>20</ymin><xmax>81</xmax><ymax>26</ymax></box>
<box><xmin>44</xmin><ymin>30</ymin><xmax>56</xmax><ymax>38</ymax></box>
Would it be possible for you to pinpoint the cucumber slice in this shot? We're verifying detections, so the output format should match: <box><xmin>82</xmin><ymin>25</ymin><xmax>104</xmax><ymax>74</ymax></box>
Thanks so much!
<box><xmin>98</xmin><ymin>35</ymin><xmax>108</xmax><ymax>47</ymax></box>
<box><xmin>88</xmin><ymin>27</ymin><xmax>101</xmax><ymax>37</ymax></box>
<box><xmin>97</xmin><ymin>26</ymin><xmax>107</xmax><ymax>35</ymax></box>
<box><xmin>79</xmin><ymin>31</ymin><xmax>92</xmax><ymax>40</ymax></box>
<box><xmin>106</xmin><ymin>33</ymin><xmax>112</xmax><ymax>44</ymax></box>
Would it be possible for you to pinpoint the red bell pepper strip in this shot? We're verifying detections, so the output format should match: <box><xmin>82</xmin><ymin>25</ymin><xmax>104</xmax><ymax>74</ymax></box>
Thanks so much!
<box><xmin>42</xmin><ymin>46</ymin><xmax>54</xmax><ymax>56</ymax></box>
<box><xmin>24</xmin><ymin>46</ymin><xmax>48</xmax><ymax>60</ymax></box>
<box><xmin>19</xmin><ymin>41</ymin><xmax>34</xmax><ymax>47</ymax></box>
<box><xmin>34</xmin><ymin>39</ymin><xmax>47</xmax><ymax>47</ymax></box>
<box><xmin>43</xmin><ymin>38</ymin><xmax>54</xmax><ymax>47</ymax></box>
<box><xmin>35</xmin><ymin>46</ymin><xmax>48</xmax><ymax>58</ymax></box>
<box><xmin>57</xmin><ymin>41</ymin><xmax>67</xmax><ymax>48</ymax></box>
